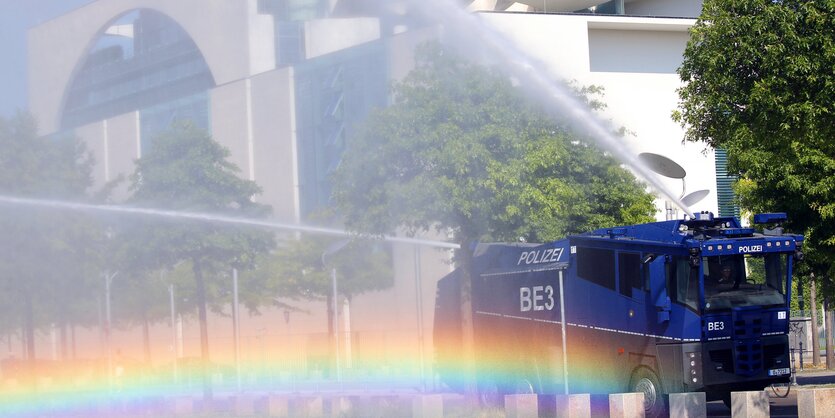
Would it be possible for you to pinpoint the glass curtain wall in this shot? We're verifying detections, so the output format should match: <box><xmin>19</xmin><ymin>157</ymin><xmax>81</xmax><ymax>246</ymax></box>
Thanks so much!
<box><xmin>61</xmin><ymin>9</ymin><xmax>214</xmax><ymax>138</ymax></box>
<box><xmin>294</xmin><ymin>42</ymin><xmax>388</xmax><ymax>217</ymax></box>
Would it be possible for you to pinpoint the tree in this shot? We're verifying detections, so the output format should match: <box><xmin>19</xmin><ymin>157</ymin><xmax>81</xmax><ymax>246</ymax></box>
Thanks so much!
<box><xmin>123</xmin><ymin>123</ymin><xmax>274</xmax><ymax>399</ymax></box>
<box><xmin>675</xmin><ymin>0</ymin><xmax>835</xmax><ymax>365</ymax></box>
<box><xmin>264</xmin><ymin>237</ymin><xmax>392</xmax><ymax>303</ymax></box>
<box><xmin>242</xmin><ymin>235</ymin><xmax>393</xmax><ymax>376</ymax></box>
<box><xmin>0</xmin><ymin>112</ymin><xmax>96</xmax><ymax>374</ymax></box>
<box><xmin>110</xmin><ymin>269</ymin><xmax>172</xmax><ymax>365</ymax></box>
<box><xmin>332</xmin><ymin>43</ymin><xmax>655</xmax><ymax>394</ymax></box>
<box><xmin>676</xmin><ymin>1</ymin><xmax>835</xmax><ymax>259</ymax></box>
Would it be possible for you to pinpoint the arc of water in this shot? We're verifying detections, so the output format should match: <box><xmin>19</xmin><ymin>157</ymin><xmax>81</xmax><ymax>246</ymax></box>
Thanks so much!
<box><xmin>0</xmin><ymin>195</ymin><xmax>460</xmax><ymax>250</ymax></box>
<box><xmin>404</xmin><ymin>0</ymin><xmax>693</xmax><ymax>216</ymax></box>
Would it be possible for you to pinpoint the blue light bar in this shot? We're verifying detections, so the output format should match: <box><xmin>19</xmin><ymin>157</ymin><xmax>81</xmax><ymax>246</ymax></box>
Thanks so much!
<box><xmin>608</xmin><ymin>228</ymin><xmax>627</xmax><ymax>237</ymax></box>
<box><xmin>719</xmin><ymin>228</ymin><xmax>755</xmax><ymax>236</ymax></box>
<box><xmin>754</xmin><ymin>213</ymin><xmax>787</xmax><ymax>224</ymax></box>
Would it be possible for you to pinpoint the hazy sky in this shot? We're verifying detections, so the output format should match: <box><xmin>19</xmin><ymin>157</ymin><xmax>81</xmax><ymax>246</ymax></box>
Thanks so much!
<box><xmin>0</xmin><ymin>0</ymin><xmax>92</xmax><ymax>118</ymax></box>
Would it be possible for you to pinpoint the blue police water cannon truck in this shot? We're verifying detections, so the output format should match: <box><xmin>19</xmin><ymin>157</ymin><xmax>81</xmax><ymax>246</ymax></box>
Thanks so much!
<box><xmin>433</xmin><ymin>212</ymin><xmax>803</xmax><ymax>417</ymax></box>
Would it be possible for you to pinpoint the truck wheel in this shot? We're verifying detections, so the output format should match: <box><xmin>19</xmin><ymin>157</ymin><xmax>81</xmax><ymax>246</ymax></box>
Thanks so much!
<box><xmin>629</xmin><ymin>367</ymin><xmax>667</xmax><ymax>418</ymax></box>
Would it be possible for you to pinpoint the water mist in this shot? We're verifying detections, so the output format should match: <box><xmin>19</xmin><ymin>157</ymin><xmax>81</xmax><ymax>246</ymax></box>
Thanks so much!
<box><xmin>395</xmin><ymin>0</ymin><xmax>693</xmax><ymax>216</ymax></box>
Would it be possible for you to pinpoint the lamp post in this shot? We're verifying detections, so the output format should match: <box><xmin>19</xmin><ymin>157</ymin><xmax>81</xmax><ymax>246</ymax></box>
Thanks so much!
<box><xmin>414</xmin><ymin>245</ymin><xmax>426</xmax><ymax>391</ymax></box>
<box><xmin>104</xmin><ymin>271</ymin><xmax>118</xmax><ymax>391</ymax></box>
<box><xmin>233</xmin><ymin>268</ymin><xmax>242</xmax><ymax>392</ymax></box>
<box><xmin>331</xmin><ymin>267</ymin><xmax>340</xmax><ymax>383</ymax></box>
<box><xmin>283</xmin><ymin>309</ymin><xmax>291</xmax><ymax>389</ymax></box>
<box><xmin>168</xmin><ymin>281</ymin><xmax>178</xmax><ymax>384</ymax></box>
<box><xmin>322</xmin><ymin>240</ymin><xmax>350</xmax><ymax>383</ymax></box>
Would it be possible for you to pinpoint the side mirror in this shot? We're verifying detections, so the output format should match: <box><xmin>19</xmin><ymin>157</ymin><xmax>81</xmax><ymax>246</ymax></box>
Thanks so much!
<box><xmin>794</xmin><ymin>249</ymin><xmax>804</xmax><ymax>262</ymax></box>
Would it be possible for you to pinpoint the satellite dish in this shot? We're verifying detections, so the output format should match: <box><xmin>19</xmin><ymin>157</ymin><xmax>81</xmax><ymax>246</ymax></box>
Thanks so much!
<box><xmin>681</xmin><ymin>189</ymin><xmax>710</xmax><ymax>207</ymax></box>
<box><xmin>638</xmin><ymin>153</ymin><xmax>686</xmax><ymax>179</ymax></box>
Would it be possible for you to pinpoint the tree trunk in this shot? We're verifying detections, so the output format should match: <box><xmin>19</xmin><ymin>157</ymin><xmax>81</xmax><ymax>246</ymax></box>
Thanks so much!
<box><xmin>810</xmin><ymin>277</ymin><xmax>820</xmax><ymax>366</ymax></box>
<box><xmin>193</xmin><ymin>259</ymin><xmax>213</xmax><ymax>401</ymax></box>
<box><xmin>71</xmin><ymin>323</ymin><xmax>76</xmax><ymax>360</ymax></box>
<box><xmin>797</xmin><ymin>274</ymin><xmax>803</xmax><ymax>312</ymax></box>
<box><xmin>60</xmin><ymin>322</ymin><xmax>68</xmax><ymax>361</ymax></box>
<box><xmin>456</xmin><ymin>239</ymin><xmax>478</xmax><ymax>405</ymax></box>
<box><xmin>23</xmin><ymin>293</ymin><xmax>35</xmax><ymax>362</ymax></box>
<box><xmin>342</xmin><ymin>296</ymin><xmax>352</xmax><ymax>370</ymax></box>
<box><xmin>142</xmin><ymin>312</ymin><xmax>151</xmax><ymax>365</ymax></box>
<box><xmin>22</xmin><ymin>291</ymin><xmax>36</xmax><ymax>389</ymax></box>
<box><xmin>326</xmin><ymin>286</ymin><xmax>335</xmax><ymax>378</ymax></box>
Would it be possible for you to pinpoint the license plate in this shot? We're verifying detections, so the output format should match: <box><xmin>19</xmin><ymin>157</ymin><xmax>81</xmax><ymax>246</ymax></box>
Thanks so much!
<box><xmin>768</xmin><ymin>368</ymin><xmax>790</xmax><ymax>376</ymax></box>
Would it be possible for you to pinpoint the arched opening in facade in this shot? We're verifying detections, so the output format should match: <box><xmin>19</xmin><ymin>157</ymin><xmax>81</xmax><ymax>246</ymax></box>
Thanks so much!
<box><xmin>61</xmin><ymin>9</ymin><xmax>215</xmax><ymax>143</ymax></box>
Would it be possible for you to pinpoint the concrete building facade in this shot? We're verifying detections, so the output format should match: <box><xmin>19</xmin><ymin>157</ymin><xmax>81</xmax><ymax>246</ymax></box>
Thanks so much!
<box><xmin>25</xmin><ymin>0</ymin><xmax>727</xmax><ymax>388</ymax></box>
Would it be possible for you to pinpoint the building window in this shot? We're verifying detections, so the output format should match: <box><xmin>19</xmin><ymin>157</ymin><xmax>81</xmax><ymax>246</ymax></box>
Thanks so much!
<box><xmin>276</xmin><ymin>21</ymin><xmax>305</xmax><ymax>66</ymax></box>
<box><xmin>295</xmin><ymin>42</ymin><xmax>388</xmax><ymax>217</ymax></box>
<box><xmin>260</xmin><ymin>0</ymin><xmax>326</xmax><ymax>22</ymax></box>
<box><xmin>714</xmin><ymin>149</ymin><xmax>740</xmax><ymax>218</ymax></box>
<box><xmin>61</xmin><ymin>9</ymin><xmax>214</xmax><ymax>129</ymax></box>
<box><xmin>577</xmin><ymin>0</ymin><xmax>624</xmax><ymax>15</ymax></box>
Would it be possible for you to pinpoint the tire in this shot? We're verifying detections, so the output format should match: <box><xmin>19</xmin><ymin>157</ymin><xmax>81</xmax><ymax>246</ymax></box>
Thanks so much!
<box><xmin>629</xmin><ymin>367</ymin><xmax>667</xmax><ymax>418</ymax></box>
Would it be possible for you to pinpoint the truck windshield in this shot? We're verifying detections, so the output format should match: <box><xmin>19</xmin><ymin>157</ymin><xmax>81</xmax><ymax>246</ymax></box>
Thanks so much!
<box><xmin>702</xmin><ymin>253</ymin><xmax>787</xmax><ymax>312</ymax></box>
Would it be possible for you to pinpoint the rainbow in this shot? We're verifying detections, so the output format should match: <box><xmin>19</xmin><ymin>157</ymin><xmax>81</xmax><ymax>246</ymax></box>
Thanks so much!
<box><xmin>0</xmin><ymin>345</ymin><xmax>617</xmax><ymax>417</ymax></box>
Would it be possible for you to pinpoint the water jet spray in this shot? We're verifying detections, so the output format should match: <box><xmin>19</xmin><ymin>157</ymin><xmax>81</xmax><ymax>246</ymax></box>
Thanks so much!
<box><xmin>395</xmin><ymin>0</ymin><xmax>694</xmax><ymax>217</ymax></box>
<box><xmin>0</xmin><ymin>196</ymin><xmax>460</xmax><ymax>250</ymax></box>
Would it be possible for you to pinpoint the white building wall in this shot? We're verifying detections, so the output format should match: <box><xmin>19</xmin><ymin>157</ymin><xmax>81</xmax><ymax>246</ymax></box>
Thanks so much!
<box><xmin>73</xmin><ymin>112</ymin><xmax>138</xmax><ymax>200</ymax></box>
<box><xmin>104</xmin><ymin>111</ymin><xmax>141</xmax><ymax>201</ymax></box>
<box><xmin>481</xmin><ymin>12</ymin><xmax>717</xmax><ymax>217</ymax></box>
<box><xmin>246</xmin><ymin>0</ymin><xmax>277</xmax><ymax>76</ymax></box>
<box><xmin>24</xmin><ymin>0</ymin><xmax>719</xmax><ymax>370</ymax></box>
<box><xmin>210</xmin><ymin>80</ymin><xmax>253</xmax><ymax>184</ymax></box>
<box><xmin>304</xmin><ymin>18</ymin><xmax>381</xmax><ymax>60</ymax></box>
<box><xmin>387</xmin><ymin>26</ymin><xmax>443</xmax><ymax>83</ymax></box>
<box><xmin>249</xmin><ymin>68</ymin><xmax>300</xmax><ymax>222</ymax></box>
<box><xmin>75</xmin><ymin>121</ymin><xmax>108</xmax><ymax>191</ymax></box>
<box><xmin>28</xmin><ymin>0</ymin><xmax>274</xmax><ymax>134</ymax></box>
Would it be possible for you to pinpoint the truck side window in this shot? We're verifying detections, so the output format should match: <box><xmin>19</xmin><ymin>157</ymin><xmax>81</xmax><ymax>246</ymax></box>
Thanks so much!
<box><xmin>667</xmin><ymin>256</ymin><xmax>699</xmax><ymax>312</ymax></box>
<box><xmin>618</xmin><ymin>252</ymin><xmax>642</xmax><ymax>297</ymax></box>
<box><xmin>577</xmin><ymin>247</ymin><xmax>616</xmax><ymax>291</ymax></box>
<box><xmin>763</xmin><ymin>254</ymin><xmax>786</xmax><ymax>294</ymax></box>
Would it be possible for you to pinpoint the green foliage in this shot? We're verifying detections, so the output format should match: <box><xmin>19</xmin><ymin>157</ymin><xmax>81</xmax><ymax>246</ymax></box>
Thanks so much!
<box><xmin>117</xmin><ymin>121</ymin><xmax>277</xmax><ymax>319</ymax></box>
<box><xmin>333</xmin><ymin>43</ymin><xmax>655</xmax><ymax>245</ymax></box>
<box><xmin>122</xmin><ymin>122</ymin><xmax>275</xmax><ymax>276</ymax></box>
<box><xmin>239</xmin><ymin>234</ymin><xmax>393</xmax><ymax>314</ymax></box>
<box><xmin>111</xmin><ymin>269</ymin><xmax>172</xmax><ymax>329</ymax></box>
<box><xmin>676</xmin><ymin>1</ymin><xmax>835</xmax><ymax>287</ymax></box>
<box><xmin>331</xmin><ymin>45</ymin><xmax>656</xmax><ymax>393</ymax></box>
<box><xmin>0</xmin><ymin>112</ymin><xmax>99</xmax><ymax>341</ymax></box>
<box><xmin>790</xmin><ymin>274</ymin><xmax>813</xmax><ymax>314</ymax></box>
<box><xmin>120</xmin><ymin>122</ymin><xmax>276</xmax><ymax>398</ymax></box>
